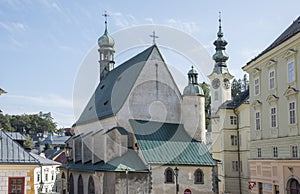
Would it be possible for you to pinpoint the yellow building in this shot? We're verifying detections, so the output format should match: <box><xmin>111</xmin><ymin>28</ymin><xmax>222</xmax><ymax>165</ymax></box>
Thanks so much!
<box><xmin>0</xmin><ymin>130</ymin><xmax>40</xmax><ymax>194</ymax></box>
<box><xmin>243</xmin><ymin>16</ymin><xmax>300</xmax><ymax>194</ymax></box>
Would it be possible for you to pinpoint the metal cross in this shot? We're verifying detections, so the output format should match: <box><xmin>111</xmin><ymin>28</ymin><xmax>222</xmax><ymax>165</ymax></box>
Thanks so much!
<box><xmin>102</xmin><ymin>11</ymin><xmax>109</xmax><ymax>24</ymax></box>
<box><xmin>149</xmin><ymin>31</ymin><xmax>158</xmax><ymax>45</ymax></box>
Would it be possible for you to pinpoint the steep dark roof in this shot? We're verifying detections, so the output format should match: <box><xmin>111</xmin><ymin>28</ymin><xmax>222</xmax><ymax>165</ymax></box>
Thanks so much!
<box><xmin>5</xmin><ymin>132</ymin><xmax>26</xmax><ymax>141</ymax></box>
<box><xmin>40</xmin><ymin>135</ymin><xmax>70</xmax><ymax>145</ymax></box>
<box><xmin>219</xmin><ymin>89</ymin><xmax>249</xmax><ymax>110</ymax></box>
<box><xmin>76</xmin><ymin>45</ymin><xmax>157</xmax><ymax>125</ymax></box>
<box><xmin>130</xmin><ymin>120</ymin><xmax>215</xmax><ymax>166</ymax></box>
<box><xmin>246</xmin><ymin>16</ymin><xmax>300</xmax><ymax>66</ymax></box>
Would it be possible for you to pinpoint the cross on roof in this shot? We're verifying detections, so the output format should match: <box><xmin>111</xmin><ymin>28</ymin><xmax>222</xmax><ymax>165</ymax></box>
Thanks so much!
<box><xmin>102</xmin><ymin>11</ymin><xmax>109</xmax><ymax>24</ymax></box>
<box><xmin>149</xmin><ymin>31</ymin><xmax>159</xmax><ymax>45</ymax></box>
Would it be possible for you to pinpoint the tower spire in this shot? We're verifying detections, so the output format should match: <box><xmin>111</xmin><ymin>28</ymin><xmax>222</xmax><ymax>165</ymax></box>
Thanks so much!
<box><xmin>212</xmin><ymin>11</ymin><xmax>229</xmax><ymax>65</ymax></box>
<box><xmin>102</xmin><ymin>11</ymin><xmax>109</xmax><ymax>34</ymax></box>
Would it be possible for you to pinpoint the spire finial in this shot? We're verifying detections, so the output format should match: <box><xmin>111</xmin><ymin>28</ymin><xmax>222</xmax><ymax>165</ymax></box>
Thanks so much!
<box><xmin>149</xmin><ymin>31</ymin><xmax>159</xmax><ymax>45</ymax></box>
<box><xmin>218</xmin><ymin>11</ymin><xmax>222</xmax><ymax>28</ymax></box>
<box><xmin>102</xmin><ymin>11</ymin><xmax>109</xmax><ymax>34</ymax></box>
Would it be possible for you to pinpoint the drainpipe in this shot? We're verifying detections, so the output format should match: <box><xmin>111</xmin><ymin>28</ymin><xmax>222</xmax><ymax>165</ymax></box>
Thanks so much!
<box><xmin>233</xmin><ymin>109</ymin><xmax>242</xmax><ymax>194</ymax></box>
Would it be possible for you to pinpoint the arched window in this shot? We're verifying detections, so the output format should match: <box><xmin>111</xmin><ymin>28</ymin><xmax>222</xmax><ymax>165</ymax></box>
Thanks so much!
<box><xmin>78</xmin><ymin>175</ymin><xmax>84</xmax><ymax>194</ymax></box>
<box><xmin>194</xmin><ymin>169</ymin><xmax>204</xmax><ymax>184</ymax></box>
<box><xmin>88</xmin><ymin>176</ymin><xmax>95</xmax><ymax>194</ymax></box>
<box><xmin>69</xmin><ymin>173</ymin><xmax>74</xmax><ymax>194</ymax></box>
<box><xmin>288</xmin><ymin>178</ymin><xmax>300</xmax><ymax>194</ymax></box>
<box><xmin>164</xmin><ymin>167</ymin><xmax>174</xmax><ymax>183</ymax></box>
<box><xmin>61</xmin><ymin>172</ymin><xmax>65</xmax><ymax>179</ymax></box>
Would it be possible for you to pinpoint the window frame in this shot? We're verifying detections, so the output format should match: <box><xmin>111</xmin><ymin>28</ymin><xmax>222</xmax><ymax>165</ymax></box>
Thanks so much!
<box><xmin>254</xmin><ymin>77</ymin><xmax>260</xmax><ymax>96</ymax></box>
<box><xmin>164</xmin><ymin>167</ymin><xmax>174</xmax><ymax>183</ymax></box>
<box><xmin>289</xmin><ymin>101</ymin><xmax>296</xmax><ymax>125</ymax></box>
<box><xmin>273</xmin><ymin>146</ymin><xmax>278</xmax><ymax>158</ymax></box>
<box><xmin>269</xmin><ymin>69</ymin><xmax>275</xmax><ymax>90</ymax></box>
<box><xmin>230</xmin><ymin>135</ymin><xmax>238</xmax><ymax>146</ymax></box>
<box><xmin>257</xmin><ymin>148</ymin><xmax>262</xmax><ymax>158</ymax></box>
<box><xmin>230</xmin><ymin>116</ymin><xmax>237</xmax><ymax>125</ymax></box>
<box><xmin>270</xmin><ymin>106</ymin><xmax>277</xmax><ymax>128</ymax></box>
<box><xmin>8</xmin><ymin>177</ymin><xmax>25</xmax><ymax>194</ymax></box>
<box><xmin>291</xmin><ymin>145</ymin><xmax>298</xmax><ymax>158</ymax></box>
<box><xmin>287</xmin><ymin>60</ymin><xmax>295</xmax><ymax>83</ymax></box>
<box><xmin>194</xmin><ymin>169</ymin><xmax>204</xmax><ymax>184</ymax></box>
<box><xmin>255</xmin><ymin>111</ymin><xmax>261</xmax><ymax>130</ymax></box>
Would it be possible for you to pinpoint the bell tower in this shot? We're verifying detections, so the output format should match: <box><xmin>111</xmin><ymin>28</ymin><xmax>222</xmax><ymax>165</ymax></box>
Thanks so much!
<box><xmin>98</xmin><ymin>11</ymin><xmax>115</xmax><ymax>82</ymax></box>
<box><xmin>208</xmin><ymin>13</ymin><xmax>233</xmax><ymax>115</ymax></box>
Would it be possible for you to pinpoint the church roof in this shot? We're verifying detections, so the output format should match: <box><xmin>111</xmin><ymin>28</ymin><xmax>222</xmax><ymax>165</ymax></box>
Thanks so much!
<box><xmin>245</xmin><ymin>16</ymin><xmax>300</xmax><ymax>66</ymax></box>
<box><xmin>76</xmin><ymin>45</ymin><xmax>158</xmax><ymax>125</ymax></box>
<box><xmin>62</xmin><ymin>149</ymin><xmax>148</xmax><ymax>173</ymax></box>
<box><xmin>219</xmin><ymin>89</ymin><xmax>249</xmax><ymax>110</ymax></box>
<box><xmin>130</xmin><ymin>120</ymin><xmax>215</xmax><ymax>166</ymax></box>
<box><xmin>0</xmin><ymin>130</ymin><xmax>39</xmax><ymax>164</ymax></box>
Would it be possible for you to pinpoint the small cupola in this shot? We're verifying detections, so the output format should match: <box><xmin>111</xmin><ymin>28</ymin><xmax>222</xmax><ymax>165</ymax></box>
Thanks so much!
<box><xmin>183</xmin><ymin>66</ymin><xmax>204</xmax><ymax>95</ymax></box>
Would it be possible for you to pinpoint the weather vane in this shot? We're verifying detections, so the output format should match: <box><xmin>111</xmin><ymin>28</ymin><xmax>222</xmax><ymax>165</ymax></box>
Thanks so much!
<box><xmin>149</xmin><ymin>31</ymin><xmax>158</xmax><ymax>45</ymax></box>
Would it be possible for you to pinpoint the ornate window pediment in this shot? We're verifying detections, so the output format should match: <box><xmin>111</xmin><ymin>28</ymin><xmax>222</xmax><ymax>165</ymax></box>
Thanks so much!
<box><xmin>251</xmin><ymin>99</ymin><xmax>262</xmax><ymax>108</ymax></box>
<box><xmin>284</xmin><ymin>86</ymin><xmax>299</xmax><ymax>98</ymax></box>
<box><xmin>266</xmin><ymin>94</ymin><xmax>279</xmax><ymax>104</ymax></box>
<box><xmin>266</xmin><ymin>59</ymin><xmax>277</xmax><ymax>69</ymax></box>
<box><xmin>251</xmin><ymin>67</ymin><xmax>261</xmax><ymax>76</ymax></box>
<box><xmin>283</xmin><ymin>48</ymin><xmax>297</xmax><ymax>59</ymax></box>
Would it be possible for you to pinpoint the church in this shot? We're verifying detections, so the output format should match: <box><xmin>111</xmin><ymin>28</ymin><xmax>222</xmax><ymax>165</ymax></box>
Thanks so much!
<box><xmin>60</xmin><ymin>15</ymin><xmax>219</xmax><ymax>194</ymax></box>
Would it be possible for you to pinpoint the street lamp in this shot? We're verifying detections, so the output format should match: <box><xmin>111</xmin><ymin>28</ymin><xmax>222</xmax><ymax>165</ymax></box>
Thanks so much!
<box><xmin>174</xmin><ymin>167</ymin><xmax>179</xmax><ymax>194</ymax></box>
<box><xmin>125</xmin><ymin>168</ymin><xmax>129</xmax><ymax>194</ymax></box>
<box><xmin>65</xmin><ymin>144</ymin><xmax>72</xmax><ymax>194</ymax></box>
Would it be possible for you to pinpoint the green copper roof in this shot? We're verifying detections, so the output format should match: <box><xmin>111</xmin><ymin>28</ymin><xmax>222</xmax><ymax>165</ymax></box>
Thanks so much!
<box><xmin>130</xmin><ymin>120</ymin><xmax>215</xmax><ymax>166</ymax></box>
<box><xmin>212</xmin><ymin>13</ymin><xmax>229</xmax><ymax>64</ymax></box>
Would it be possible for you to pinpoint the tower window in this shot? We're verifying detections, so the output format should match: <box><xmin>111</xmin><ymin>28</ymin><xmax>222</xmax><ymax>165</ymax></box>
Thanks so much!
<box><xmin>194</xmin><ymin>169</ymin><xmax>204</xmax><ymax>184</ymax></box>
<box><xmin>230</xmin><ymin>116</ymin><xmax>237</xmax><ymax>125</ymax></box>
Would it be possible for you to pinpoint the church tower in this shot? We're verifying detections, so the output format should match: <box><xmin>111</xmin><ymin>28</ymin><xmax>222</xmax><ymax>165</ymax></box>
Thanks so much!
<box><xmin>182</xmin><ymin>66</ymin><xmax>206</xmax><ymax>142</ymax></box>
<box><xmin>208</xmin><ymin>13</ymin><xmax>233</xmax><ymax>115</ymax></box>
<box><xmin>98</xmin><ymin>12</ymin><xmax>115</xmax><ymax>82</ymax></box>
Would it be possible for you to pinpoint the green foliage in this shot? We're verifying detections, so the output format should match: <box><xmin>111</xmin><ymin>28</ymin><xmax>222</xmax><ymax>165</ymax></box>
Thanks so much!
<box><xmin>231</xmin><ymin>74</ymin><xmax>249</xmax><ymax>98</ymax></box>
<box><xmin>44</xmin><ymin>142</ymin><xmax>51</xmax><ymax>151</ymax></box>
<box><xmin>0</xmin><ymin>112</ymin><xmax>57</xmax><ymax>134</ymax></box>
<box><xmin>200</xmin><ymin>82</ymin><xmax>211</xmax><ymax>130</ymax></box>
<box><xmin>23</xmin><ymin>134</ymin><xmax>33</xmax><ymax>149</ymax></box>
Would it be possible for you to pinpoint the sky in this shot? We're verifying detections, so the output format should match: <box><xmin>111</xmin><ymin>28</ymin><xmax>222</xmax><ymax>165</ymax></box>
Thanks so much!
<box><xmin>0</xmin><ymin>0</ymin><xmax>299</xmax><ymax>127</ymax></box>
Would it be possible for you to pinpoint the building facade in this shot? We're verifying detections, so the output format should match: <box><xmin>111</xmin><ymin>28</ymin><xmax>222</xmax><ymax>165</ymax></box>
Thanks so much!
<box><xmin>60</xmin><ymin>16</ymin><xmax>215</xmax><ymax>194</ymax></box>
<box><xmin>210</xmin><ymin>16</ymin><xmax>250</xmax><ymax>194</ymax></box>
<box><xmin>243</xmin><ymin>16</ymin><xmax>300</xmax><ymax>194</ymax></box>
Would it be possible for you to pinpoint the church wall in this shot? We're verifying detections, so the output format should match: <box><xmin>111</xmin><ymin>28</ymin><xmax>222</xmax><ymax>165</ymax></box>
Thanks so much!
<box><xmin>182</xmin><ymin>95</ymin><xmax>206</xmax><ymax>142</ymax></box>
<box><xmin>151</xmin><ymin>165</ymin><xmax>214</xmax><ymax>194</ymax></box>
<box><xmin>116</xmin><ymin>48</ymin><xmax>183</xmax><ymax>132</ymax></box>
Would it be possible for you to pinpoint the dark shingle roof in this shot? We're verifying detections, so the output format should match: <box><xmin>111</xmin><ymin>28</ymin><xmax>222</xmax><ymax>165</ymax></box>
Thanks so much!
<box><xmin>246</xmin><ymin>16</ymin><xmax>300</xmax><ymax>66</ymax></box>
<box><xmin>40</xmin><ymin>135</ymin><xmax>70</xmax><ymax>145</ymax></box>
<box><xmin>0</xmin><ymin>130</ymin><xmax>39</xmax><ymax>164</ymax></box>
<box><xmin>219</xmin><ymin>89</ymin><xmax>249</xmax><ymax>110</ymax></box>
<box><xmin>130</xmin><ymin>120</ymin><xmax>215</xmax><ymax>166</ymax></box>
<box><xmin>76</xmin><ymin>45</ymin><xmax>157</xmax><ymax>125</ymax></box>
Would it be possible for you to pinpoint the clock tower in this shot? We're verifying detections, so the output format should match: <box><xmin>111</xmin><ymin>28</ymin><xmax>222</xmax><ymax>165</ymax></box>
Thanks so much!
<box><xmin>208</xmin><ymin>13</ymin><xmax>233</xmax><ymax>116</ymax></box>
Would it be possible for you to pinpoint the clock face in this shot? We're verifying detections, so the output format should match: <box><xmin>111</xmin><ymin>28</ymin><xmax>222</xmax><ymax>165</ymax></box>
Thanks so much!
<box><xmin>223</xmin><ymin>78</ymin><xmax>230</xmax><ymax>89</ymax></box>
<box><xmin>212</xmin><ymin>78</ymin><xmax>220</xmax><ymax>89</ymax></box>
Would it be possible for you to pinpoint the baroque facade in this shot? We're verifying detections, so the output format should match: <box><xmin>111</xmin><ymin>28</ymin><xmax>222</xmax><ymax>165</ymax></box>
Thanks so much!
<box><xmin>210</xmin><ymin>16</ymin><xmax>250</xmax><ymax>194</ymax></box>
<box><xmin>60</xmin><ymin>16</ymin><xmax>216</xmax><ymax>194</ymax></box>
<box><xmin>243</xmin><ymin>16</ymin><xmax>300</xmax><ymax>194</ymax></box>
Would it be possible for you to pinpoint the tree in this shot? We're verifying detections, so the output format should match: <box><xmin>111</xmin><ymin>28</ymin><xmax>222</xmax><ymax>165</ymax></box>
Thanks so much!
<box><xmin>44</xmin><ymin>142</ymin><xmax>51</xmax><ymax>151</ymax></box>
<box><xmin>200</xmin><ymin>82</ymin><xmax>211</xmax><ymax>130</ymax></box>
<box><xmin>231</xmin><ymin>74</ymin><xmax>249</xmax><ymax>98</ymax></box>
<box><xmin>23</xmin><ymin>134</ymin><xmax>33</xmax><ymax>150</ymax></box>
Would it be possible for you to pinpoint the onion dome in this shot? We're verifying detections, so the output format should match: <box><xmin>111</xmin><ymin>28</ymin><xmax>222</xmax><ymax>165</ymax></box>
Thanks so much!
<box><xmin>98</xmin><ymin>20</ymin><xmax>115</xmax><ymax>49</ymax></box>
<box><xmin>183</xmin><ymin>66</ymin><xmax>204</xmax><ymax>95</ymax></box>
<box><xmin>212</xmin><ymin>13</ymin><xmax>229</xmax><ymax>64</ymax></box>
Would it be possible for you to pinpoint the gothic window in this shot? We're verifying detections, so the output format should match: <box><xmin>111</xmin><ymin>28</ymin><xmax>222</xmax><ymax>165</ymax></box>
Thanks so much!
<box><xmin>194</xmin><ymin>169</ymin><xmax>204</xmax><ymax>184</ymax></box>
<box><xmin>288</xmin><ymin>178</ymin><xmax>300</xmax><ymax>194</ymax></box>
<box><xmin>78</xmin><ymin>175</ymin><xmax>84</xmax><ymax>194</ymax></box>
<box><xmin>289</xmin><ymin>101</ymin><xmax>296</xmax><ymax>125</ymax></box>
<box><xmin>69</xmin><ymin>173</ymin><xmax>74</xmax><ymax>194</ymax></box>
<box><xmin>255</xmin><ymin>111</ymin><xmax>261</xmax><ymax>130</ymax></box>
<box><xmin>8</xmin><ymin>177</ymin><xmax>24</xmax><ymax>194</ymax></box>
<box><xmin>88</xmin><ymin>176</ymin><xmax>95</xmax><ymax>194</ymax></box>
<box><xmin>164</xmin><ymin>168</ymin><xmax>174</xmax><ymax>183</ymax></box>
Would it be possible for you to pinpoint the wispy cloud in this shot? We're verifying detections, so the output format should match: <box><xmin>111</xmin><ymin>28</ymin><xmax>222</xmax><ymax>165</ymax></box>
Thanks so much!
<box><xmin>0</xmin><ymin>21</ymin><xmax>28</xmax><ymax>32</ymax></box>
<box><xmin>111</xmin><ymin>12</ymin><xmax>138</xmax><ymax>28</ymax></box>
<box><xmin>240</xmin><ymin>48</ymin><xmax>262</xmax><ymax>61</ymax></box>
<box><xmin>165</xmin><ymin>18</ymin><xmax>200</xmax><ymax>34</ymax></box>
<box><xmin>145</xmin><ymin>18</ymin><xmax>154</xmax><ymax>24</ymax></box>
